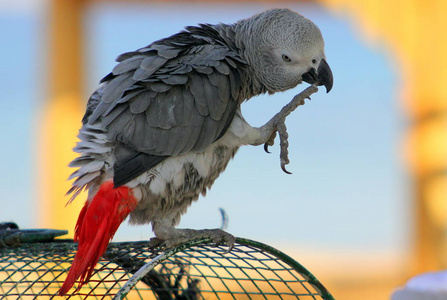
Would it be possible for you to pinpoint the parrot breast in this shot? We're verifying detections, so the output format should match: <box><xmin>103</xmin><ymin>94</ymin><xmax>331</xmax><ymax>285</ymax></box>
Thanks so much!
<box><xmin>124</xmin><ymin>110</ymin><xmax>255</xmax><ymax>227</ymax></box>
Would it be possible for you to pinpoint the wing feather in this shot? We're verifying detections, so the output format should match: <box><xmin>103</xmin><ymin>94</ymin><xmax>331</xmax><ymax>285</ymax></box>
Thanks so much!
<box><xmin>102</xmin><ymin>74</ymin><xmax>135</xmax><ymax>104</ymax></box>
<box><xmin>140</xmin><ymin>55</ymin><xmax>168</xmax><ymax>73</ymax></box>
<box><xmin>129</xmin><ymin>91</ymin><xmax>154</xmax><ymax>114</ymax></box>
<box><xmin>112</xmin><ymin>55</ymin><xmax>145</xmax><ymax>75</ymax></box>
<box><xmin>193</xmin><ymin>117</ymin><xmax>220</xmax><ymax>151</ymax></box>
<box><xmin>217</xmin><ymin>76</ymin><xmax>230</xmax><ymax>102</ymax></box>
<box><xmin>101</xmin><ymin>104</ymin><xmax>128</xmax><ymax>127</ymax></box>
<box><xmin>215</xmin><ymin>61</ymin><xmax>230</xmax><ymax>75</ymax></box>
<box><xmin>86</xmin><ymin>24</ymin><xmax>247</xmax><ymax>185</ymax></box>
<box><xmin>189</xmin><ymin>73</ymin><xmax>209</xmax><ymax>116</ymax></box>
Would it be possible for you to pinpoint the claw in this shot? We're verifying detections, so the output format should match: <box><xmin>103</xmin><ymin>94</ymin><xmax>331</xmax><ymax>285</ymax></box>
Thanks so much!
<box><xmin>148</xmin><ymin>237</ymin><xmax>165</xmax><ymax>249</ymax></box>
<box><xmin>224</xmin><ymin>239</ymin><xmax>235</xmax><ymax>253</ymax></box>
<box><xmin>264</xmin><ymin>143</ymin><xmax>271</xmax><ymax>153</ymax></box>
<box><xmin>281</xmin><ymin>163</ymin><xmax>292</xmax><ymax>175</ymax></box>
<box><xmin>263</xmin><ymin>131</ymin><xmax>276</xmax><ymax>153</ymax></box>
<box><xmin>306</xmin><ymin>96</ymin><xmax>312</xmax><ymax>100</ymax></box>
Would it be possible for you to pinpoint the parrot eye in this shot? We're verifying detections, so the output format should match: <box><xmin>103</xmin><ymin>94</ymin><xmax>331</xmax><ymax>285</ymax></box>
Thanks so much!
<box><xmin>282</xmin><ymin>54</ymin><xmax>291</xmax><ymax>62</ymax></box>
<box><xmin>312</xmin><ymin>59</ymin><xmax>317</xmax><ymax>64</ymax></box>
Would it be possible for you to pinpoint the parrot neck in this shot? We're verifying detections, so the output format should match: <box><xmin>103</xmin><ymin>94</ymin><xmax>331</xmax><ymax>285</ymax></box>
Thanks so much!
<box><xmin>214</xmin><ymin>23</ymin><xmax>269</xmax><ymax>100</ymax></box>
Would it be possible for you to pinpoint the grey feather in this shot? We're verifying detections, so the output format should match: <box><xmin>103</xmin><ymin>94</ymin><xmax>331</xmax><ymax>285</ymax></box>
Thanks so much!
<box><xmin>151</xmin><ymin>44</ymin><xmax>182</xmax><ymax>59</ymax></box>
<box><xmin>215</xmin><ymin>61</ymin><xmax>230</xmax><ymax>75</ymax></box>
<box><xmin>160</xmin><ymin>75</ymin><xmax>188</xmax><ymax>85</ymax></box>
<box><xmin>72</xmin><ymin>171</ymin><xmax>101</xmax><ymax>190</ymax></box>
<box><xmin>116</xmin><ymin>51</ymin><xmax>139</xmax><ymax>62</ymax></box>
<box><xmin>204</xmin><ymin>78</ymin><xmax>226</xmax><ymax>120</ymax></box>
<box><xmin>68</xmin><ymin>160</ymin><xmax>104</xmax><ymax>181</ymax></box>
<box><xmin>140</xmin><ymin>55</ymin><xmax>168</xmax><ymax>74</ymax></box>
<box><xmin>75</xmin><ymin>141</ymin><xmax>110</xmax><ymax>154</ymax></box>
<box><xmin>207</xmin><ymin>46</ymin><xmax>229</xmax><ymax>60</ymax></box>
<box><xmin>181</xmin><ymin>115</ymin><xmax>205</xmax><ymax>153</ymax></box>
<box><xmin>103</xmin><ymin>90</ymin><xmax>142</xmax><ymax>116</ymax></box>
<box><xmin>136</xmin><ymin>46</ymin><xmax>154</xmax><ymax>53</ymax></box>
<box><xmin>69</xmin><ymin>157</ymin><xmax>93</xmax><ymax>168</ymax></box>
<box><xmin>129</xmin><ymin>91</ymin><xmax>155</xmax><ymax>114</ymax></box>
<box><xmin>149</xmin><ymin>82</ymin><xmax>171</xmax><ymax>93</ymax></box>
<box><xmin>67</xmin><ymin>186</ymin><xmax>85</xmax><ymax>203</ymax></box>
<box><xmin>157</xmin><ymin>92</ymin><xmax>177</xmax><ymax>129</ymax></box>
<box><xmin>176</xmin><ymin>88</ymin><xmax>194</xmax><ymax>126</ymax></box>
<box><xmin>169</xmin><ymin>64</ymin><xmax>193</xmax><ymax>75</ymax></box>
<box><xmin>89</xmin><ymin>89</ymin><xmax>140</xmax><ymax>125</ymax></box>
<box><xmin>82</xmin><ymin>84</ymin><xmax>105</xmax><ymax>124</ymax></box>
<box><xmin>145</xmin><ymin>93</ymin><xmax>165</xmax><ymax>128</ymax></box>
<box><xmin>228</xmin><ymin>70</ymin><xmax>240</xmax><ymax>101</ymax></box>
<box><xmin>207</xmin><ymin>71</ymin><xmax>220</xmax><ymax>87</ymax></box>
<box><xmin>116</xmin><ymin>89</ymin><xmax>144</xmax><ymax>104</ymax></box>
<box><xmin>189</xmin><ymin>73</ymin><xmax>209</xmax><ymax>116</ymax></box>
<box><xmin>102</xmin><ymin>75</ymin><xmax>135</xmax><ymax>104</ymax></box>
<box><xmin>129</xmin><ymin>113</ymin><xmax>147</xmax><ymax>142</ymax></box>
<box><xmin>108</xmin><ymin>109</ymin><xmax>133</xmax><ymax>143</ymax></box>
<box><xmin>193</xmin><ymin>118</ymin><xmax>220</xmax><ymax>151</ymax></box>
<box><xmin>163</xmin><ymin>126</ymin><xmax>186</xmax><ymax>155</ymax></box>
<box><xmin>101</xmin><ymin>104</ymin><xmax>128</xmax><ymax>127</ymax></box>
<box><xmin>133</xmin><ymin>68</ymin><xmax>152</xmax><ymax>81</ymax></box>
<box><xmin>217</xmin><ymin>76</ymin><xmax>230</xmax><ymax>102</ymax></box>
<box><xmin>224</xmin><ymin>57</ymin><xmax>237</xmax><ymax>69</ymax></box>
<box><xmin>87</xmin><ymin>99</ymin><xmax>108</xmax><ymax>125</ymax></box>
<box><xmin>112</xmin><ymin>55</ymin><xmax>145</xmax><ymax>75</ymax></box>
<box><xmin>194</xmin><ymin>66</ymin><xmax>213</xmax><ymax>74</ymax></box>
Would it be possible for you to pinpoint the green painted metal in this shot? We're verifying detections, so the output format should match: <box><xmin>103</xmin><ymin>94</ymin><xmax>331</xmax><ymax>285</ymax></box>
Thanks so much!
<box><xmin>112</xmin><ymin>237</ymin><xmax>335</xmax><ymax>300</ymax></box>
<box><xmin>0</xmin><ymin>233</ymin><xmax>335</xmax><ymax>299</ymax></box>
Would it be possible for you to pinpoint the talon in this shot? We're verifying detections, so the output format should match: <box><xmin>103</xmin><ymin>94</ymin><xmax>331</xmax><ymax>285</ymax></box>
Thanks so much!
<box><xmin>263</xmin><ymin>131</ymin><xmax>277</xmax><ymax>153</ymax></box>
<box><xmin>224</xmin><ymin>237</ymin><xmax>235</xmax><ymax>253</ymax></box>
<box><xmin>148</xmin><ymin>237</ymin><xmax>165</xmax><ymax>249</ymax></box>
<box><xmin>306</xmin><ymin>96</ymin><xmax>312</xmax><ymax>100</ymax></box>
<box><xmin>281</xmin><ymin>163</ymin><xmax>292</xmax><ymax>175</ymax></box>
<box><xmin>264</xmin><ymin>143</ymin><xmax>271</xmax><ymax>153</ymax></box>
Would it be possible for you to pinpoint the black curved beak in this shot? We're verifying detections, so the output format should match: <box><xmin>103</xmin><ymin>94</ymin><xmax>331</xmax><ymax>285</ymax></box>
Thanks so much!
<box><xmin>302</xmin><ymin>58</ymin><xmax>334</xmax><ymax>93</ymax></box>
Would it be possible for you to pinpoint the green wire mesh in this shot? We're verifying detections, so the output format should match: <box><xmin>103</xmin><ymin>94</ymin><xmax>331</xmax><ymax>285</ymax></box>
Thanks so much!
<box><xmin>0</xmin><ymin>237</ymin><xmax>334</xmax><ymax>300</ymax></box>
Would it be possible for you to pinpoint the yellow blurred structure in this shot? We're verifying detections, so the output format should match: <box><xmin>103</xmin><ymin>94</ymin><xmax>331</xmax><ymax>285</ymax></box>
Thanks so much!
<box><xmin>38</xmin><ymin>0</ymin><xmax>87</xmax><ymax>236</ymax></box>
<box><xmin>320</xmin><ymin>0</ymin><xmax>447</xmax><ymax>273</ymax></box>
<box><xmin>39</xmin><ymin>0</ymin><xmax>447</xmax><ymax>299</ymax></box>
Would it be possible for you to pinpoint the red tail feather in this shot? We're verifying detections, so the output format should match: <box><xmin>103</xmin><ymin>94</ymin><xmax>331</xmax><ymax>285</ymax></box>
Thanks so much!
<box><xmin>59</xmin><ymin>181</ymin><xmax>137</xmax><ymax>295</ymax></box>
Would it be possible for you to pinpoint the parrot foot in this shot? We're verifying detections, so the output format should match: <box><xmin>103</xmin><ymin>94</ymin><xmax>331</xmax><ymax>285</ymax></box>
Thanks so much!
<box><xmin>258</xmin><ymin>85</ymin><xmax>319</xmax><ymax>174</ymax></box>
<box><xmin>262</xmin><ymin>121</ymin><xmax>291</xmax><ymax>173</ymax></box>
<box><xmin>152</xmin><ymin>224</ymin><xmax>235</xmax><ymax>251</ymax></box>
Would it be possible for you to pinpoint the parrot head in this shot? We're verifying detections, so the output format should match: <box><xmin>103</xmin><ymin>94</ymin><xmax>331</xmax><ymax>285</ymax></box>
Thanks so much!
<box><xmin>240</xmin><ymin>8</ymin><xmax>333</xmax><ymax>94</ymax></box>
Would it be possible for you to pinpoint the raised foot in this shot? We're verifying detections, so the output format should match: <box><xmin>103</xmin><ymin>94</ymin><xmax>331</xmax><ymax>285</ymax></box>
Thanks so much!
<box><xmin>258</xmin><ymin>85</ymin><xmax>319</xmax><ymax>174</ymax></box>
<box><xmin>152</xmin><ymin>227</ymin><xmax>235</xmax><ymax>251</ymax></box>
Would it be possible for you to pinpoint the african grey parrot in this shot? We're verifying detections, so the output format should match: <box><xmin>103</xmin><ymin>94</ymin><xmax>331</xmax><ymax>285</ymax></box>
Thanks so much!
<box><xmin>59</xmin><ymin>8</ymin><xmax>333</xmax><ymax>294</ymax></box>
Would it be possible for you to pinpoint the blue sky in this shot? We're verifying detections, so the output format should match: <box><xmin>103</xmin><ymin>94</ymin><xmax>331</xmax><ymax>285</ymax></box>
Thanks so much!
<box><xmin>0</xmin><ymin>1</ymin><xmax>407</xmax><ymax>255</ymax></box>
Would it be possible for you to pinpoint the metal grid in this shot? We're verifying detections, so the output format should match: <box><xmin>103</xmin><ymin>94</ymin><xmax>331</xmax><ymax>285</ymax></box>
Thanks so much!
<box><xmin>0</xmin><ymin>238</ymin><xmax>334</xmax><ymax>299</ymax></box>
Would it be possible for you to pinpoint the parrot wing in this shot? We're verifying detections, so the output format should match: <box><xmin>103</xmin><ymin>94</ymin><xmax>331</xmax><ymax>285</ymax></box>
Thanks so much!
<box><xmin>86</xmin><ymin>25</ymin><xmax>247</xmax><ymax>186</ymax></box>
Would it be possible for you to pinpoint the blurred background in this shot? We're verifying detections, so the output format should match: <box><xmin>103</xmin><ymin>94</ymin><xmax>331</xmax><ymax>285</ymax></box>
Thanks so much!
<box><xmin>1</xmin><ymin>0</ymin><xmax>446</xmax><ymax>299</ymax></box>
